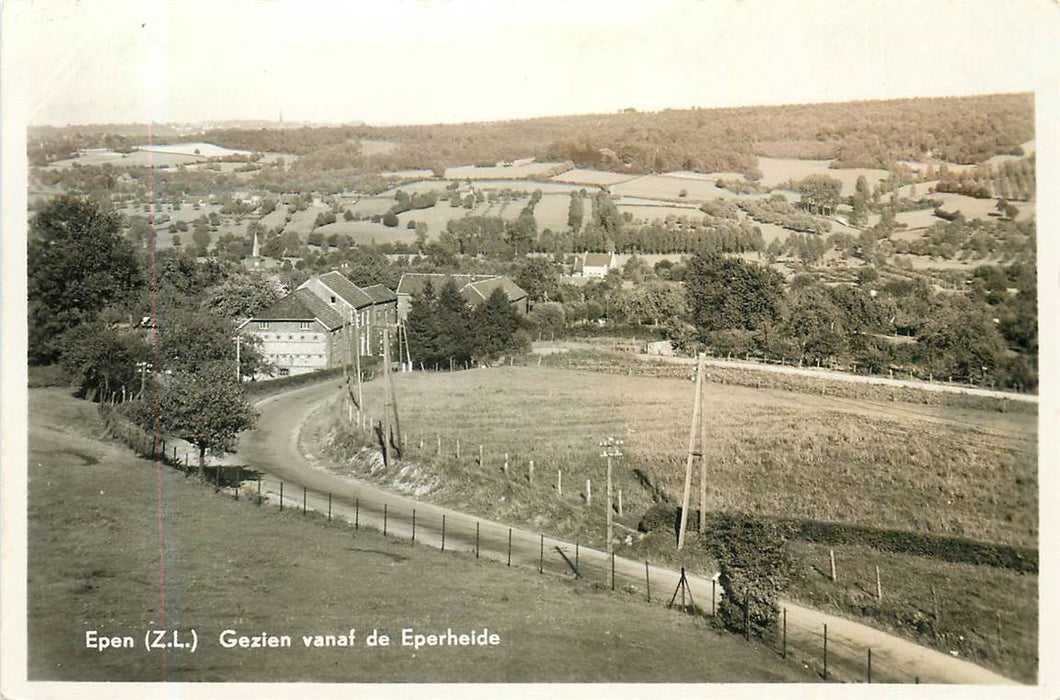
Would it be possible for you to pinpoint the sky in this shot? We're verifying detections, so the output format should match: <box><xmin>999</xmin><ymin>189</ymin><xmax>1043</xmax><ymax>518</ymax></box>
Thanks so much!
<box><xmin>4</xmin><ymin>0</ymin><xmax>1058</xmax><ymax>127</ymax></box>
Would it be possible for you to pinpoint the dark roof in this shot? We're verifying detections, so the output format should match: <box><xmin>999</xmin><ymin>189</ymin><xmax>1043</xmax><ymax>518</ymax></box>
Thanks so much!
<box><xmin>396</xmin><ymin>273</ymin><xmax>496</xmax><ymax>296</ymax></box>
<box><xmin>463</xmin><ymin>276</ymin><xmax>527</xmax><ymax>304</ymax></box>
<box><xmin>363</xmin><ymin>284</ymin><xmax>397</xmax><ymax>304</ymax></box>
<box><xmin>317</xmin><ymin>270</ymin><xmax>375</xmax><ymax>308</ymax></box>
<box><xmin>249</xmin><ymin>288</ymin><xmax>344</xmax><ymax>330</ymax></box>
<box><xmin>583</xmin><ymin>252</ymin><xmax>614</xmax><ymax>268</ymax></box>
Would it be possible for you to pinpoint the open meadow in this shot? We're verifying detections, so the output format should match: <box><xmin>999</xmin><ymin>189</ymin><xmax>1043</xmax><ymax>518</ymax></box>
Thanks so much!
<box><xmin>318</xmin><ymin>363</ymin><xmax>1037</xmax><ymax>681</ymax></box>
<box><xmin>330</xmin><ymin>365</ymin><xmax>1036</xmax><ymax>550</ymax></box>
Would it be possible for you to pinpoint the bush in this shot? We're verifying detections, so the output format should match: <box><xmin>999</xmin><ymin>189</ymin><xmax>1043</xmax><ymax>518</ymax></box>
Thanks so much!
<box><xmin>710</xmin><ymin>515</ymin><xmax>799</xmax><ymax>637</ymax></box>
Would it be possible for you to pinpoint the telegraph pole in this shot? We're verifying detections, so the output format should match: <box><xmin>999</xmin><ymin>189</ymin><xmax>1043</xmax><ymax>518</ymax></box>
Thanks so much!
<box><xmin>677</xmin><ymin>353</ymin><xmax>705</xmax><ymax>550</ymax></box>
<box><xmin>599</xmin><ymin>437</ymin><xmax>623</xmax><ymax>555</ymax></box>
<box><xmin>382</xmin><ymin>326</ymin><xmax>391</xmax><ymax>466</ymax></box>
<box><xmin>233</xmin><ymin>335</ymin><xmax>242</xmax><ymax>383</ymax></box>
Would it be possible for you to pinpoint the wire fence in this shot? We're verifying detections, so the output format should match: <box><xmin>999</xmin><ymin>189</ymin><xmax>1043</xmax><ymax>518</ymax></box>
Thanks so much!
<box><xmin>236</xmin><ymin>470</ymin><xmax>939</xmax><ymax>683</ymax></box>
<box><xmin>98</xmin><ymin>401</ymin><xmax>1016</xmax><ymax>685</ymax></box>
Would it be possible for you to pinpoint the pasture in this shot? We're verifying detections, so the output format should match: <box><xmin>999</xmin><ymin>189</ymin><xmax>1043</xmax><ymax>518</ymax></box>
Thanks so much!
<box><xmin>551</xmin><ymin>168</ymin><xmax>638</xmax><ymax>186</ymax></box>
<box><xmin>340</xmin><ymin>366</ymin><xmax>1037</xmax><ymax>550</ymax></box>
<box><xmin>444</xmin><ymin>161</ymin><xmax>569</xmax><ymax>180</ymax></box>
<box><xmin>756</xmin><ymin>158</ymin><xmax>891</xmax><ymax>197</ymax></box>
<box><xmin>44</xmin><ymin>149</ymin><xmax>202</xmax><ymax>169</ymax></box>
<box><xmin>619</xmin><ymin>204</ymin><xmax>708</xmax><ymax>225</ymax></box>
<box><xmin>611</xmin><ymin>175</ymin><xmax>731</xmax><ymax>201</ymax></box>
<box><xmin>132</xmin><ymin>142</ymin><xmax>250</xmax><ymax>158</ymax></box>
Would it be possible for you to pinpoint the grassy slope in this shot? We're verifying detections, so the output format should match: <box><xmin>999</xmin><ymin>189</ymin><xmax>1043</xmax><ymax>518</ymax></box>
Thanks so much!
<box><xmin>27</xmin><ymin>387</ymin><xmax>811</xmax><ymax>683</ymax></box>
<box><xmin>331</xmin><ymin>365</ymin><xmax>1036</xmax><ymax>549</ymax></box>
<box><xmin>316</xmin><ymin>364</ymin><xmax>1037</xmax><ymax>682</ymax></box>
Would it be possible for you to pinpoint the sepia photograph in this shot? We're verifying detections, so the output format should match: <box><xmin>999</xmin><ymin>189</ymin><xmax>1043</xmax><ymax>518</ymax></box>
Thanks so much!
<box><xmin>1</xmin><ymin>1</ymin><xmax>1057</xmax><ymax>698</ymax></box>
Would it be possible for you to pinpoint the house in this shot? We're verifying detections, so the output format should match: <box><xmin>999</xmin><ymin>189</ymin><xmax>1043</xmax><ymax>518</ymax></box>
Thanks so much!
<box><xmin>395</xmin><ymin>273</ymin><xmax>528</xmax><ymax>321</ymax></box>
<box><xmin>573</xmin><ymin>252</ymin><xmax>617</xmax><ymax>278</ymax></box>
<box><xmin>239</xmin><ymin>270</ymin><xmax>398</xmax><ymax>378</ymax></box>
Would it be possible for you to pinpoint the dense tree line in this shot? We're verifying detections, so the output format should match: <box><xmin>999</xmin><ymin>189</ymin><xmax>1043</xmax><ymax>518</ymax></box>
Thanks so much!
<box><xmin>738</xmin><ymin>196</ymin><xmax>831</xmax><ymax>234</ymax></box>
<box><xmin>405</xmin><ymin>281</ymin><xmax>529</xmax><ymax>368</ymax></box>
<box><xmin>675</xmin><ymin>253</ymin><xmax>1035</xmax><ymax>389</ymax></box>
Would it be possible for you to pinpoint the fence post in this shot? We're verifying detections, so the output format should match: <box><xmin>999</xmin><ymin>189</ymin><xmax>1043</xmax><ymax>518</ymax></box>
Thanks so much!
<box><xmin>437</xmin><ymin>435</ymin><xmax>441</xmax><ymax>455</ymax></box>
<box><xmin>744</xmin><ymin>594</ymin><xmax>749</xmax><ymax>640</ymax></box>
<box><xmin>257</xmin><ymin>476</ymin><xmax>261</xmax><ymax>506</ymax></box>
<box><xmin>611</xmin><ymin>551</ymin><xmax>615</xmax><ymax>591</ymax></box>
<box><xmin>383</xmin><ymin>503</ymin><xmax>388</xmax><ymax>536</ymax></box>
<box><xmin>823</xmin><ymin>623</ymin><xmax>828</xmax><ymax>680</ymax></box>
<box><xmin>557</xmin><ymin>468</ymin><xmax>562</xmax><ymax>496</ymax></box>
<box><xmin>617</xmin><ymin>489</ymin><xmax>623</xmax><ymax>517</ymax></box>
<box><xmin>479</xmin><ymin>444</ymin><xmax>483</xmax><ymax>466</ymax></box>
<box><xmin>829</xmin><ymin>548</ymin><xmax>837</xmax><ymax>582</ymax></box>
<box><xmin>504</xmin><ymin>453</ymin><xmax>508</xmax><ymax>473</ymax></box>
<box><xmin>475</xmin><ymin>522</ymin><xmax>480</xmax><ymax>559</ymax></box>
<box><xmin>645</xmin><ymin>561</ymin><xmax>651</xmax><ymax>602</ymax></box>
<box><xmin>539</xmin><ymin>534</ymin><xmax>543</xmax><ymax>574</ymax></box>
<box><xmin>507</xmin><ymin>528</ymin><xmax>512</xmax><ymax>566</ymax></box>
<box><xmin>782</xmin><ymin>608</ymin><xmax>787</xmax><ymax>659</ymax></box>
<box><xmin>456</xmin><ymin>440</ymin><xmax>460</xmax><ymax>459</ymax></box>
<box><xmin>412</xmin><ymin>509</ymin><xmax>416</xmax><ymax>543</ymax></box>
<box><xmin>529</xmin><ymin>460</ymin><xmax>534</xmax><ymax>487</ymax></box>
<box><xmin>867</xmin><ymin>648</ymin><xmax>872</xmax><ymax>684</ymax></box>
<box><xmin>355</xmin><ymin>498</ymin><xmax>360</xmax><ymax>529</ymax></box>
<box><xmin>875</xmin><ymin>565</ymin><xmax>882</xmax><ymax>603</ymax></box>
<box><xmin>280</xmin><ymin>482</ymin><xmax>284</xmax><ymax>511</ymax></box>
<box><xmin>328</xmin><ymin>493</ymin><xmax>332</xmax><ymax>521</ymax></box>
<box><xmin>586</xmin><ymin>479</ymin><xmax>591</xmax><ymax>505</ymax></box>
<box><xmin>441</xmin><ymin>515</ymin><xmax>446</xmax><ymax>551</ymax></box>
<box><xmin>712</xmin><ymin>579</ymin><xmax>716</xmax><ymax>616</ymax></box>
<box><xmin>575</xmin><ymin>542</ymin><xmax>579</xmax><ymax>576</ymax></box>
<box><xmin>303</xmin><ymin>486</ymin><xmax>307</xmax><ymax>515</ymax></box>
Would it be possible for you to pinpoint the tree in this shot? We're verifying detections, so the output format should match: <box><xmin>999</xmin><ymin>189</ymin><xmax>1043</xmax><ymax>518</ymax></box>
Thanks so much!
<box><xmin>154</xmin><ymin>366</ymin><xmax>257</xmax><ymax>480</ymax></box>
<box><xmin>59</xmin><ymin>321</ymin><xmax>149</xmax><ymax>401</ymax></box>
<box><xmin>382</xmin><ymin>211</ymin><xmax>399</xmax><ymax>227</ymax></box>
<box><xmin>515</xmin><ymin>257</ymin><xmax>559</xmax><ymax>302</ymax></box>
<box><xmin>405</xmin><ymin>281</ymin><xmax>443</xmax><ymax>368</ymax></box>
<box><xmin>684</xmin><ymin>253</ymin><xmax>784</xmax><ymax>336</ymax></box>
<box><xmin>203</xmin><ymin>274</ymin><xmax>281</xmax><ymax>320</ymax></box>
<box><xmin>435</xmin><ymin>280</ymin><xmax>475</xmax><ymax>366</ymax></box>
<box><xmin>28</xmin><ymin>196</ymin><xmax>144</xmax><ymax>364</ymax></box>
<box><xmin>472</xmin><ymin>287</ymin><xmax>526</xmax><ymax>359</ymax></box>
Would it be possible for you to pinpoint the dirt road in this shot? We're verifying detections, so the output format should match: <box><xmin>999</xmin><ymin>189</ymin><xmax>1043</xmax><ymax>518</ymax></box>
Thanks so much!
<box><xmin>236</xmin><ymin>379</ymin><xmax>1020</xmax><ymax>685</ymax></box>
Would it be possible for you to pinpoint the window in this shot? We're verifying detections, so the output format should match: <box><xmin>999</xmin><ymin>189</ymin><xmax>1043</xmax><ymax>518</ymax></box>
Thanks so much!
<box><xmin>258</xmin><ymin>321</ymin><xmax>270</xmax><ymax>330</ymax></box>
<box><xmin>330</xmin><ymin>295</ymin><xmax>336</xmax><ymax>304</ymax></box>
<box><xmin>300</xmin><ymin>321</ymin><xmax>311</xmax><ymax>331</ymax></box>
<box><xmin>278</xmin><ymin>368</ymin><xmax>290</xmax><ymax>377</ymax></box>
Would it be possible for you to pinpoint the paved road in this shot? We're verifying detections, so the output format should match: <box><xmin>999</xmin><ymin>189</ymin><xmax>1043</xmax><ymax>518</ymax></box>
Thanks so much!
<box><xmin>236</xmin><ymin>379</ymin><xmax>1020</xmax><ymax>685</ymax></box>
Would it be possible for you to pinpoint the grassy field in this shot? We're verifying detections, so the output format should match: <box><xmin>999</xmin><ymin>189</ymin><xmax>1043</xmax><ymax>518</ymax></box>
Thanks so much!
<box><xmin>551</xmin><ymin>168</ymin><xmax>638</xmax><ymax>186</ymax></box>
<box><xmin>756</xmin><ymin>158</ymin><xmax>891</xmax><ymax>197</ymax></box>
<box><xmin>444</xmin><ymin>162</ymin><xmax>568</xmax><ymax>180</ymax></box>
<box><xmin>786</xmin><ymin>541</ymin><xmax>1037</xmax><ymax>683</ymax></box>
<box><xmin>27</xmin><ymin>387</ymin><xmax>813</xmax><ymax>683</ymax></box>
<box><xmin>611</xmin><ymin>175</ymin><xmax>730</xmax><ymax>201</ymax></box>
<box><xmin>318</xmin><ymin>364</ymin><xmax>1037</xmax><ymax>682</ymax></box>
<box><xmin>330</xmin><ymin>366</ymin><xmax>1037</xmax><ymax>550</ymax></box>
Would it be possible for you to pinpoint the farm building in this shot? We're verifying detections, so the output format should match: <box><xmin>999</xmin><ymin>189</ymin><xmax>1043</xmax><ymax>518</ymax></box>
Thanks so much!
<box><xmin>573</xmin><ymin>252</ymin><xmax>617</xmax><ymax>278</ymax></box>
<box><xmin>239</xmin><ymin>270</ymin><xmax>397</xmax><ymax>378</ymax></box>
<box><xmin>395</xmin><ymin>273</ymin><xmax>528</xmax><ymax>321</ymax></box>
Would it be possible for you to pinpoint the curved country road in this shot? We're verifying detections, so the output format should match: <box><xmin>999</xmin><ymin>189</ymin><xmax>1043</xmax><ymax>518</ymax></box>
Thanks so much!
<box><xmin>237</xmin><ymin>379</ymin><xmax>1020</xmax><ymax>686</ymax></box>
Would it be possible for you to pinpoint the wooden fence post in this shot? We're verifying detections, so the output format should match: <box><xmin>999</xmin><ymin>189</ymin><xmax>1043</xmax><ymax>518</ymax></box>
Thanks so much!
<box><xmin>829</xmin><ymin>549</ymin><xmax>837</xmax><ymax>582</ymax></box>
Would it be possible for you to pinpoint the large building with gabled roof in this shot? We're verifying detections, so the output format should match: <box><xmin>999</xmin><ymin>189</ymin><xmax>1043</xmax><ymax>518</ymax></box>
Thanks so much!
<box><xmin>395</xmin><ymin>272</ymin><xmax>528</xmax><ymax>321</ymax></box>
<box><xmin>238</xmin><ymin>270</ymin><xmax>397</xmax><ymax>378</ymax></box>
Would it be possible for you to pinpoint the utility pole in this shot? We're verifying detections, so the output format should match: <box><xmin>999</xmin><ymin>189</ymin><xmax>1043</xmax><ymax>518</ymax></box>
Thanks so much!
<box><xmin>599</xmin><ymin>437</ymin><xmax>623</xmax><ymax>555</ymax></box>
<box><xmin>677</xmin><ymin>353</ymin><xmax>705</xmax><ymax>550</ymax></box>
<box><xmin>233</xmin><ymin>335</ymin><xmax>242</xmax><ymax>383</ymax></box>
<box><xmin>385</xmin><ymin>324</ymin><xmax>403</xmax><ymax>456</ymax></box>
<box><xmin>699</xmin><ymin>379</ymin><xmax>707</xmax><ymax>533</ymax></box>
<box><xmin>382</xmin><ymin>326</ymin><xmax>391</xmax><ymax>466</ymax></box>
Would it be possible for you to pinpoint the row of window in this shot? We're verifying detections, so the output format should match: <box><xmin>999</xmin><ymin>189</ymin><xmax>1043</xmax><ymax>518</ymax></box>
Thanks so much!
<box><xmin>269</xmin><ymin>354</ymin><xmax>325</xmax><ymax>363</ymax></box>
<box><xmin>258</xmin><ymin>321</ymin><xmax>313</xmax><ymax>331</ymax></box>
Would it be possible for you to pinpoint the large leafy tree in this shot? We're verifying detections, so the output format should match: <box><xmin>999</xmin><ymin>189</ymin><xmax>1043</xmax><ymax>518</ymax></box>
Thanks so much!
<box><xmin>152</xmin><ymin>365</ymin><xmax>257</xmax><ymax>480</ymax></box>
<box><xmin>59</xmin><ymin>321</ymin><xmax>150</xmax><ymax>401</ymax></box>
<box><xmin>435</xmin><ymin>280</ymin><xmax>475</xmax><ymax>366</ymax></box>
<box><xmin>684</xmin><ymin>252</ymin><xmax>784</xmax><ymax>337</ymax></box>
<box><xmin>28</xmin><ymin>196</ymin><xmax>144</xmax><ymax>364</ymax></box>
